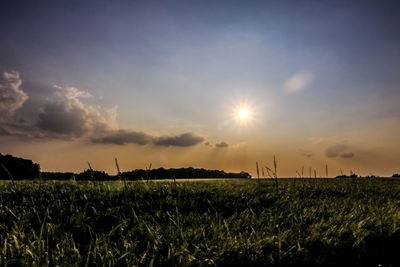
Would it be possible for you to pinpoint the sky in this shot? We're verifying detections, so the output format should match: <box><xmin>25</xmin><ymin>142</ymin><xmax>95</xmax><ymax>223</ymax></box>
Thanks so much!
<box><xmin>1</xmin><ymin>0</ymin><xmax>400</xmax><ymax>177</ymax></box>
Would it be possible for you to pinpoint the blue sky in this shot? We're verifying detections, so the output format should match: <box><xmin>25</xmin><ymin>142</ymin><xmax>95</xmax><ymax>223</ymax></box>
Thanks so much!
<box><xmin>1</xmin><ymin>0</ymin><xmax>399</xmax><ymax>176</ymax></box>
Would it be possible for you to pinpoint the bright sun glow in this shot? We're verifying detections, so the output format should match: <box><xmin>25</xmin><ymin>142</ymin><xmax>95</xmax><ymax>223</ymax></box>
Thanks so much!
<box><xmin>238</xmin><ymin>109</ymin><xmax>250</xmax><ymax>120</ymax></box>
<box><xmin>230</xmin><ymin>98</ymin><xmax>256</xmax><ymax>126</ymax></box>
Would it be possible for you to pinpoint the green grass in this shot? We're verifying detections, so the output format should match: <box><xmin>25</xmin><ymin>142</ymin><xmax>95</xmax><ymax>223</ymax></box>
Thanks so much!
<box><xmin>0</xmin><ymin>179</ymin><xmax>399</xmax><ymax>266</ymax></box>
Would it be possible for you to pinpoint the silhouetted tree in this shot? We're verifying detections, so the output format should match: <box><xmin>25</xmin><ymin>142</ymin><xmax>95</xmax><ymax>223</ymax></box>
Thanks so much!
<box><xmin>0</xmin><ymin>153</ymin><xmax>40</xmax><ymax>180</ymax></box>
<box><xmin>40</xmin><ymin>172</ymin><xmax>76</xmax><ymax>180</ymax></box>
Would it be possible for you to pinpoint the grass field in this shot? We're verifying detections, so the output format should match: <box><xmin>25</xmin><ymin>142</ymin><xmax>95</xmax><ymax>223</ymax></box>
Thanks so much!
<box><xmin>0</xmin><ymin>178</ymin><xmax>399</xmax><ymax>266</ymax></box>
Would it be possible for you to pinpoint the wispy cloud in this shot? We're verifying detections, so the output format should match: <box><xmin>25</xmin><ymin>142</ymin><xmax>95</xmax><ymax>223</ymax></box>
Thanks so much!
<box><xmin>340</xmin><ymin>152</ymin><xmax>354</xmax><ymax>158</ymax></box>
<box><xmin>298</xmin><ymin>149</ymin><xmax>313</xmax><ymax>158</ymax></box>
<box><xmin>325</xmin><ymin>143</ymin><xmax>355</xmax><ymax>159</ymax></box>
<box><xmin>326</xmin><ymin>144</ymin><xmax>347</xmax><ymax>158</ymax></box>
<box><xmin>231</xmin><ymin>141</ymin><xmax>246</xmax><ymax>148</ymax></box>
<box><xmin>284</xmin><ymin>71</ymin><xmax>314</xmax><ymax>93</ymax></box>
<box><xmin>215</xmin><ymin>141</ymin><xmax>228</xmax><ymax>148</ymax></box>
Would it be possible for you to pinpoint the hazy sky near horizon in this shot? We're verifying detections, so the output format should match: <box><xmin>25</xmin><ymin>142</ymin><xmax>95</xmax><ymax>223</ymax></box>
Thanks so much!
<box><xmin>1</xmin><ymin>0</ymin><xmax>400</xmax><ymax>176</ymax></box>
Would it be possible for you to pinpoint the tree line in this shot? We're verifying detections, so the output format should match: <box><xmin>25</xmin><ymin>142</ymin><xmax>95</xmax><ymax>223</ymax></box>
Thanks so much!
<box><xmin>41</xmin><ymin>168</ymin><xmax>251</xmax><ymax>180</ymax></box>
<box><xmin>2</xmin><ymin>153</ymin><xmax>400</xmax><ymax>180</ymax></box>
<box><xmin>0</xmin><ymin>153</ymin><xmax>250</xmax><ymax>180</ymax></box>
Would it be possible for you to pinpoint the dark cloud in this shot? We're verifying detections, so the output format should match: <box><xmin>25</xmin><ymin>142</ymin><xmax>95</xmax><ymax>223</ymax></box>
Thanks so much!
<box><xmin>325</xmin><ymin>143</ymin><xmax>354</xmax><ymax>159</ymax></box>
<box><xmin>93</xmin><ymin>131</ymin><xmax>205</xmax><ymax>147</ymax></box>
<box><xmin>340</xmin><ymin>152</ymin><xmax>354</xmax><ymax>159</ymax></box>
<box><xmin>0</xmin><ymin>126</ymin><xmax>7</xmax><ymax>135</ymax></box>
<box><xmin>0</xmin><ymin>71</ymin><xmax>28</xmax><ymax>120</ymax></box>
<box><xmin>153</xmin><ymin>133</ymin><xmax>204</xmax><ymax>147</ymax></box>
<box><xmin>36</xmin><ymin>102</ymin><xmax>88</xmax><ymax>136</ymax></box>
<box><xmin>0</xmin><ymin>83</ymin><xmax>116</xmax><ymax>139</ymax></box>
<box><xmin>0</xmin><ymin>72</ymin><xmax>205</xmax><ymax>148</ymax></box>
<box><xmin>0</xmin><ymin>121</ymin><xmax>40</xmax><ymax>138</ymax></box>
<box><xmin>34</xmin><ymin>85</ymin><xmax>117</xmax><ymax>138</ymax></box>
<box><xmin>92</xmin><ymin>131</ymin><xmax>205</xmax><ymax>147</ymax></box>
<box><xmin>0</xmin><ymin>71</ymin><xmax>32</xmax><ymax>137</ymax></box>
<box><xmin>215</xmin><ymin>141</ymin><xmax>228</xmax><ymax>148</ymax></box>
<box><xmin>91</xmin><ymin>130</ymin><xmax>152</xmax><ymax>145</ymax></box>
<box><xmin>325</xmin><ymin>144</ymin><xmax>347</xmax><ymax>158</ymax></box>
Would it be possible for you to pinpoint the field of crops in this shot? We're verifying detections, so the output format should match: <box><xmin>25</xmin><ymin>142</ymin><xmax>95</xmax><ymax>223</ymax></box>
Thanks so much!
<box><xmin>0</xmin><ymin>178</ymin><xmax>399</xmax><ymax>266</ymax></box>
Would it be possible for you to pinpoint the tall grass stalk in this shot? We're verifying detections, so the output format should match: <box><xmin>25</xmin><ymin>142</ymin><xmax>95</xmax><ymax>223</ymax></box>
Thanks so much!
<box><xmin>87</xmin><ymin>162</ymin><xmax>95</xmax><ymax>180</ymax></box>
<box><xmin>273</xmin><ymin>155</ymin><xmax>278</xmax><ymax>189</ymax></box>
<box><xmin>326</xmin><ymin>164</ymin><xmax>328</xmax><ymax>178</ymax></box>
<box><xmin>272</xmin><ymin>155</ymin><xmax>279</xmax><ymax>263</ymax></box>
<box><xmin>115</xmin><ymin>158</ymin><xmax>126</xmax><ymax>187</ymax></box>
<box><xmin>256</xmin><ymin>162</ymin><xmax>260</xmax><ymax>184</ymax></box>
<box><xmin>265</xmin><ymin>166</ymin><xmax>274</xmax><ymax>179</ymax></box>
<box><xmin>145</xmin><ymin>163</ymin><xmax>152</xmax><ymax>180</ymax></box>
<box><xmin>1</xmin><ymin>163</ymin><xmax>15</xmax><ymax>187</ymax></box>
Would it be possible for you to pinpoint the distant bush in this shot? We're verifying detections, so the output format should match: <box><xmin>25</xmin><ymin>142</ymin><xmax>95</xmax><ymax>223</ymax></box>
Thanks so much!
<box><xmin>41</xmin><ymin>172</ymin><xmax>76</xmax><ymax>180</ymax></box>
<box><xmin>0</xmin><ymin>153</ymin><xmax>40</xmax><ymax>180</ymax></box>
<box><xmin>41</xmin><ymin>170</ymin><xmax>112</xmax><ymax>181</ymax></box>
<box><xmin>336</xmin><ymin>173</ymin><xmax>358</xmax><ymax>178</ymax></box>
<box><xmin>392</xmin><ymin>173</ymin><xmax>400</xmax><ymax>178</ymax></box>
<box><xmin>75</xmin><ymin>169</ymin><xmax>112</xmax><ymax>180</ymax></box>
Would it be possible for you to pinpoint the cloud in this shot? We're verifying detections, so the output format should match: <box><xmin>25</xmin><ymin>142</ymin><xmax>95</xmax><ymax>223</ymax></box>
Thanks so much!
<box><xmin>153</xmin><ymin>133</ymin><xmax>204</xmax><ymax>147</ymax></box>
<box><xmin>284</xmin><ymin>71</ymin><xmax>314</xmax><ymax>93</ymax></box>
<box><xmin>0</xmin><ymin>71</ymin><xmax>28</xmax><ymax>120</ymax></box>
<box><xmin>35</xmin><ymin>85</ymin><xmax>117</xmax><ymax>138</ymax></box>
<box><xmin>215</xmin><ymin>141</ymin><xmax>228</xmax><ymax>148</ymax></box>
<box><xmin>37</xmin><ymin>102</ymin><xmax>89</xmax><ymax>136</ymax></box>
<box><xmin>298</xmin><ymin>149</ymin><xmax>313</xmax><ymax>158</ymax></box>
<box><xmin>0</xmin><ymin>83</ymin><xmax>118</xmax><ymax>139</ymax></box>
<box><xmin>93</xmin><ymin>131</ymin><xmax>205</xmax><ymax>147</ymax></box>
<box><xmin>325</xmin><ymin>143</ymin><xmax>354</xmax><ymax>159</ymax></box>
<box><xmin>340</xmin><ymin>152</ymin><xmax>354</xmax><ymax>158</ymax></box>
<box><xmin>38</xmin><ymin>88</ymin><xmax>204</xmax><ymax>146</ymax></box>
<box><xmin>0</xmin><ymin>71</ymin><xmax>205</xmax><ymax>148</ymax></box>
<box><xmin>91</xmin><ymin>130</ymin><xmax>152</xmax><ymax>145</ymax></box>
<box><xmin>0</xmin><ymin>120</ymin><xmax>40</xmax><ymax>138</ymax></box>
<box><xmin>325</xmin><ymin>144</ymin><xmax>347</xmax><ymax>158</ymax></box>
<box><xmin>231</xmin><ymin>141</ymin><xmax>246</xmax><ymax>148</ymax></box>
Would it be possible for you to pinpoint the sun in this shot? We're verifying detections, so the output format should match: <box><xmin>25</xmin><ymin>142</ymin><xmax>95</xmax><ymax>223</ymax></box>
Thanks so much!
<box><xmin>234</xmin><ymin>106</ymin><xmax>253</xmax><ymax>124</ymax></box>
<box><xmin>238</xmin><ymin>108</ymin><xmax>250</xmax><ymax>120</ymax></box>
<box><xmin>229</xmin><ymin>97</ymin><xmax>257</xmax><ymax>127</ymax></box>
